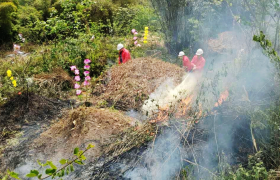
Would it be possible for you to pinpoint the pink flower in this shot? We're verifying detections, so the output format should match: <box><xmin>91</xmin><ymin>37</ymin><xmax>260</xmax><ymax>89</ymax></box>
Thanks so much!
<box><xmin>134</xmin><ymin>32</ymin><xmax>138</xmax><ymax>35</ymax></box>
<box><xmin>70</xmin><ymin>66</ymin><xmax>76</xmax><ymax>71</ymax></box>
<box><xmin>131</xmin><ymin>29</ymin><xmax>136</xmax><ymax>34</ymax></box>
<box><xmin>84</xmin><ymin>71</ymin><xmax>90</xmax><ymax>76</ymax></box>
<box><xmin>134</xmin><ymin>41</ymin><xmax>138</xmax><ymax>45</ymax></box>
<box><xmin>84</xmin><ymin>59</ymin><xmax>91</xmax><ymax>64</ymax></box>
<box><xmin>74</xmin><ymin>83</ymin><xmax>80</xmax><ymax>89</ymax></box>
<box><xmin>84</xmin><ymin>65</ymin><xmax>90</xmax><ymax>70</ymax></box>
<box><xmin>75</xmin><ymin>76</ymin><xmax>81</xmax><ymax>82</ymax></box>
<box><xmin>76</xmin><ymin>90</ymin><xmax>82</xmax><ymax>95</ymax></box>
<box><xmin>133</xmin><ymin>37</ymin><xmax>138</xmax><ymax>40</ymax></box>
<box><xmin>74</xmin><ymin>69</ymin><xmax>79</xmax><ymax>75</ymax></box>
<box><xmin>85</xmin><ymin>76</ymin><xmax>91</xmax><ymax>81</ymax></box>
<box><xmin>83</xmin><ymin>81</ymin><xmax>90</xmax><ymax>86</ymax></box>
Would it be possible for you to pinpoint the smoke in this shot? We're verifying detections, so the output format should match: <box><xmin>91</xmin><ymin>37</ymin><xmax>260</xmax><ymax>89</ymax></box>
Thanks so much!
<box><xmin>142</xmin><ymin>73</ymin><xmax>198</xmax><ymax>116</ymax></box>
<box><xmin>124</xmin><ymin>130</ymin><xmax>182</xmax><ymax>180</ymax></box>
<box><xmin>133</xmin><ymin>25</ymin><xmax>277</xmax><ymax>179</ymax></box>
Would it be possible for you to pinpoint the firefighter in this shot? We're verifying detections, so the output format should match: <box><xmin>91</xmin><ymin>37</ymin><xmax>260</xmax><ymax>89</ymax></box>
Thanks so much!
<box><xmin>117</xmin><ymin>43</ymin><xmax>131</xmax><ymax>64</ymax></box>
<box><xmin>191</xmin><ymin>49</ymin><xmax>206</xmax><ymax>71</ymax></box>
<box><xmin>178</xmin><ymin>51</ymin><xmax>193</xmax><ymax>72</ymax></box>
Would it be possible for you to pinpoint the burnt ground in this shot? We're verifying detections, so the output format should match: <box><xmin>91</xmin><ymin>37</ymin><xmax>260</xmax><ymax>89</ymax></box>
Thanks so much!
<box><xmin>67</xmin><ymin>102</ymin><xmax>255</xmax><ymax>180</ymax></box>
<box><xmin>0</xmin><ymin>93</ymin><xmax>72</xmax><ymax>172</ymax></box>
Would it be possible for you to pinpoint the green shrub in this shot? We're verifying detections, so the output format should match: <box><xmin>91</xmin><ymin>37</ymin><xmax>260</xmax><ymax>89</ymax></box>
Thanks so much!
<box><xmin>0</xmin><ymin>1</ymin><xmax>18</xmax><ymax>43</ymax></box>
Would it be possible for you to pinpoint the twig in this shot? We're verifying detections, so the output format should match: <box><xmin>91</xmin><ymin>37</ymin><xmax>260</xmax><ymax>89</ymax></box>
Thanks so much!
<box><xmin>250</xmin><ymin>121</ymin><xmax>258</xmax><ymax>153</ymax></box>
<box><xmin>214</xmin><ymin>114</ymin><xmax>220</xmax><ymax>164</ymax></box>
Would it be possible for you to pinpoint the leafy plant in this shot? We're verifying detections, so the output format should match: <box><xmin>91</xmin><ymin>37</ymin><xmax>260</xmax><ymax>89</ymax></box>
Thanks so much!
<box><xmin>1</xmin><ymin>144</ymin><xmax>94</xmax><ymax>180</ymax></box>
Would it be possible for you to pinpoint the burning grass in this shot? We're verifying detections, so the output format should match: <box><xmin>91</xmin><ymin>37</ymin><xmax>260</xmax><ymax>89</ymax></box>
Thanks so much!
<box><xmin>92</xmin><ymin>57</ymin><xmax>185</xmax><ymax>111</ymax></box>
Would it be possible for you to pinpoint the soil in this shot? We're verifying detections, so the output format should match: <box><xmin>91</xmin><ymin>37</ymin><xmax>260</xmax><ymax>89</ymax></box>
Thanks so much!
<box><xmin>0</xmin><ymin>92</ymin><xmax>71</xmax><ymax>172</ymax></box>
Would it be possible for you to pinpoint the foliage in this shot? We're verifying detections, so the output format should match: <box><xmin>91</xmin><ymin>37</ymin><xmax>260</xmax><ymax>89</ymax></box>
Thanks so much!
<box><xmin>224</xmin><ymin>152</ymin><xmax>269</xmax><ymax>180</ymax></box>
<box><xmin>0</xmin><ymin>0</ymin><xmax>18</xmax><ymax>44</ymax></box>
<box><xmin>253</xmin><ymin>31</ymin><xmax>280</xmax><ymax>69</ymax></box>
<box><xmin>1</xmin><ymin>144</ymin><xmax>94</xmax><ymax>180</ymax></box>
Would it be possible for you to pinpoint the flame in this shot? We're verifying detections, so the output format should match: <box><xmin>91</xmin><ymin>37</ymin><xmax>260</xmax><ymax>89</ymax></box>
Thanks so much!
<box><xmin>149</xmin><ymin>89</ymin><xmax>230</xmax><ymax>124</ymax></box>
<box><xmin>175</xmin><ymin>95</ymin><xmax>193</xmax><ymax>118</ymax></box>
<box><xmin>149</xmin><ymin>109</ymin><xmax>169</xmax><ymax>123</ymax></box>
<box><xmin>150</xmin><ymin>95</ymin><xmax>196</xmax><ymax>123</ymax></box>
<box><xmin>215</xmin><ymin>90</ymin><xmax>229</xmax><ymax>107</ymax></box>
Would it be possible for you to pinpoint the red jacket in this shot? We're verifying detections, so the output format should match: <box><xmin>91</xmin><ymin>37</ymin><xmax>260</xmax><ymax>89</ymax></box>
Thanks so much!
<box><xmin>182</xmin><ymin>55</ymin><xmax>193</xmax><ymax>71</ymax></box>
<box><xmin>118</xmin><ymin>48</ymin><xmax>131</xmax><ymax>64</ymax></box>
<box><xmin>191</xmin><ymin>55</ymin><xmax>205</xmax><ymax>70</ymax></box>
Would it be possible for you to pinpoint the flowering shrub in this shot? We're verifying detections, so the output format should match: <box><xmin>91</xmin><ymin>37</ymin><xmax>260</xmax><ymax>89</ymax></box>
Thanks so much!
<box><xmin>131</xmin><ymin>29</ymin><xmax>140</xmax><ymax>46</ymax></box>
<box><xmin>70</xmin><ymin>59</ymin><xmax>92</xmax><ymax>99</ymax></box>
<box><xmin>6</xmin><ymin>70</ymin><xmax>17</xmax><ymax>88</ymax></box>
<box><xmin>144</xmin><ymin>26</ymin><xmax>149</xmax><ymax>44</ymax></box>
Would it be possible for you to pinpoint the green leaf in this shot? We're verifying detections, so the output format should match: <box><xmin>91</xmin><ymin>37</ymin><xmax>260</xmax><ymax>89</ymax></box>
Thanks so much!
<box><xmin>70</xmin><ymin>164</ymin><xmax>74</xmax><ymax>172</ymax></box>
<box><xmin>66</xmin><ymin>167</ymin><xmax>70</xmax><ymax>175</ymax></box>
<box><xmin>61</xmin><ymin>169</ymin><xmax>65</xmax><ymax>177</ymax></box>
<box><xmin>79</xmin><ymin>155</ymin><xmax>86</xmax><ymax>161</ymax></box>
<box><xmin>74</xmin><ymin>147</ymin><xmax>79</xmax><ymax>155</ymax></box>
<box><xmin>2</xmin><ymin>175</ymin><xmax>8</xmax><ymax>180</ymax></box>
<box><xmin>86</xmin><ymin>144</ymin><xmax>95</xmax><ymax>149</ymax></box>
<box><xmin>47</xmin><ymin>161</ymin><xmax>57</xmax><ymax>169</ymax></box>
<box><xmin>38</xmin><ymin>174</ymin><xmax>42</xmax><ymax>179</ymax></box>
<box><xmin>26</xmin><ymin>173</ymin><xmax>37</xmax><ymax>178</ymax></box>
<box><xmin>9</xmin><ymin>172</ymin><xmax>20</xmax><ymax>179</ymax></box>
<box><xmin>45</xmin><ymin>168</ymin><xmax>56</xmax><ymax>175</ymax></box>
<box><xmin>78</xmin><ymin>150</ymin><xmax>83</xmax><ymax>156</ymax></box>
<box><xmin>59</xmin><ymin>159</ymin><xmax>67</xmax><ymax>165</ymax></box>
<box><xmin>74</xmin><ymin>160</ymin><xmax>84</xmax><ymax>165</ymax></box>
<box><xmin>37</xmin><ymin>160</ymin><xmax>43</xmax><ymax>167</ymax></box>
<box><xmin>30</xmin><ymin>170</ymin><xmax>39</xmax><ymax>176</ymax></box>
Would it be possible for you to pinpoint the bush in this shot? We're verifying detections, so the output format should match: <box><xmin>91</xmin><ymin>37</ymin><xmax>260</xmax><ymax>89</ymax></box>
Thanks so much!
<box><xmin>0</xmin><ymin>1</ymin><xmax>18</xmax><ymax>44</ymax></box>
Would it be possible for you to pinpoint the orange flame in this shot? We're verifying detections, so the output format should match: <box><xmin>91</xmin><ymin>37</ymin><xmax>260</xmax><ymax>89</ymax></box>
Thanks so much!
<box><xmin>215</xmin><ymin>90</ymin><xmax>229</xmax><ymax>107</ymax></box>
<box><xmin>150</xmin><ymin>95</ymin><xmax>196</xmax><ymax>124</ymax></box>
<box><xmin>149</xmin><ymin>89</ymin><xmax>230</xmax><ymax>124</ymax></box>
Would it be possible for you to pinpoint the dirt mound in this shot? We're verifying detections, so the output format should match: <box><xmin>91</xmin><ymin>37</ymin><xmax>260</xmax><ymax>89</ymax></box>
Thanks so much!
<box><xmin>93</xmin><ymin>58</ymin><xmax>185</xmax><ymax>111</ymax></box>
<box><xmin>34</xmin><ymin>68</ymin><xmax>75</xmax><ymax>99</ymax></box>
<box><xmin>32</xmin><ymin>107</ymin><xmax>136</xmax><ymax>161</ymax></box>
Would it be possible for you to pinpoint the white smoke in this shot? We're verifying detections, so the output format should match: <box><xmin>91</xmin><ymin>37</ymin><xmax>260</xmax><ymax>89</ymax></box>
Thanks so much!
<box><xmin>142</xmin><ymin>73</ymin><xmax>199</xmax><ymax>116</ymax></box>
<box><xmin>124</xmin><ymin>130</ymin><xmax>182</xmax><ymax>180</ymax></box>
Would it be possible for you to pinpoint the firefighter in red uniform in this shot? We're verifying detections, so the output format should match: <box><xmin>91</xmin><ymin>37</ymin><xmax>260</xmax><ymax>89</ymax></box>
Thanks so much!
<box><xmin>178</xmin><ymin>51</ymin><xmax>193</xmax><ymax>72</ymax></box>
<box><xmin>191</xmin><ymin>49</ymin><xmax>205</xmax><ymax>71</ymax></box>
<box><xmin>117</xmin><ymin>43</ymin><xmax>131</xmax><ymax>64</ymax></box>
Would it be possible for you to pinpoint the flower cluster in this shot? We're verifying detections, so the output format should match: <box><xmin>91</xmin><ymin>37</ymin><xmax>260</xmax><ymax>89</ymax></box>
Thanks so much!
<box><xmin>70</xmin><ymin>59</ymin><xmax>91</xmax><ymax>96</ymax></box>
<box><xmin>6</xmin><ymin>70</ymin><xmax>17</xmax><ymax>87</ymax></box>
<box><xmin>131</xmin><ymin>29</ymin><xmax>141</xmax><ymax>47</ymax></box>
<box><xmin>144</xmin><ymin>27</ymin><xmax>149</xmax><ymax>44</ymax></box>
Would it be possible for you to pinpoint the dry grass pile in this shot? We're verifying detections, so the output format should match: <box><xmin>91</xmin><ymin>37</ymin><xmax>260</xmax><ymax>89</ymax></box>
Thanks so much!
<box><xmin>32</xmin><ymin>107</ymin><xmax>137</xmax><ymax>161</ymax></box>
<box><xmin>93</xmin><ymin>57</ymin><xmax>185</xmax><ymax>111</ymax></box>
<box><xmin>34</xmin><ymin>68</ymin><xmax>74</xmax><ymax>98</ymax></box>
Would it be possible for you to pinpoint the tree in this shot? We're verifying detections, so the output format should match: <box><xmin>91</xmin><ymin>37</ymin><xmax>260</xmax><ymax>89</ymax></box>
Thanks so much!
<box><xmin>0</xmin><ymin>0</ymin><xmax>18</xmax><ymax>45</ymax></box>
